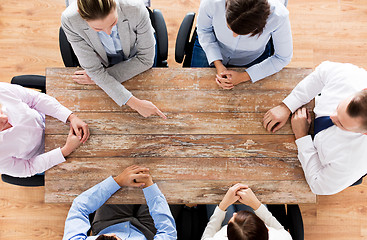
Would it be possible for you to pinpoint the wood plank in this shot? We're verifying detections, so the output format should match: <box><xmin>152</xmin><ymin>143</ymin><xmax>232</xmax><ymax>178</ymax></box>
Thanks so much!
<box><xmin>45</xmin><ymin>179</ymin><xmax>315</xmax><ymax>204</ymax></box>
<box><xmin>45</xmin><ymin>157</ymin><xmax>304</xmax><ymax>181</ymax></box>
<box><xmin>3</xmin><ymin>0</ymin><xmax>367</xmax><ymax>239</ymax></box>
<box><xmin>45</xmin><ymin>112</ymin><xmax>300</xmax><ymax>135</ymax></box>
<box><xmin>47</xmin><ymin>89</ymin><xmax>315</xmax><ymax>113</ymax></box>
<box><xmin>45</xmin><ymin>134</ymin><xmax>298</xmax><ymax>158</ymax></box>
<box><xmin>46</xmin><ymin>67</ymin><xmax>312</xmax><ymax>91</ymax></box>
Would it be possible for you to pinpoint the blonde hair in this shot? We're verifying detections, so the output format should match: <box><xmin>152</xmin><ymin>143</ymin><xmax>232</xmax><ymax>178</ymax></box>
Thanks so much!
<box><xmin>77</xmin><ymin>0</ymin><xmax>116</xmax><ymax>20</ymax></box>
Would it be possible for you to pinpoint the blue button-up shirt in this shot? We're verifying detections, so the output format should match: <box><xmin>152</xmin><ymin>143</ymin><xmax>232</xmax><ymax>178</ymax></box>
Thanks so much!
<box><xmin>197</xmin><ymin>0</ymin><xmax>293</xmax><ymax>82</ymax></box>
<box><xmin>98</xmin><ymin>25</ymin><xmax>122</xmax><ymax>55</ymax></box>
<box><xmin>63</xmin><ymin>176</ymin><xmax>177</xmax><ymax>240</ymax></box>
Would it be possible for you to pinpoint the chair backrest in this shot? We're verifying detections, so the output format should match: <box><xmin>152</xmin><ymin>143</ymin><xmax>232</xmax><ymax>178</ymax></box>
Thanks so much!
<box><xmin>147</xmin><ymin>8</ymin><xmax>169</xmax><ymax>67</ymax></box>
<box><xmin>11</xmin><ymin>75</ymin><xmax>46</xmax><ymax>93</ymax></box>
<box><xmin>175</xmin><ymin>12</ymin><xmax>196</xmax><ymax>66</ymax></box>
<box><xmin>59</xmin><ymin>27</ymin><xmax>80</xmax><ymax>67</ymax></box>
<box><xmin>1</xmin><ymin>174</ymin><xmax>44</xmax><ymax>187</ymax></box>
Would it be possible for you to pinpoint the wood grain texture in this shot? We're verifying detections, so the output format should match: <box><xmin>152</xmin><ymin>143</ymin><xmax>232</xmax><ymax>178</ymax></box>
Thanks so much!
<box><xmin>3</xmin><ymin>0</ymin><xmax>367</xmax><ymax>239</ymax></box>
<box><xmin>45</xmin><ymin>179</ymin><xmax>315</xmax><ymax>204</ymax></box>
<box><xmin>45</xmin><ymin>134</ymin><xmax>298</xmax><ymax>158</ymax></box>
<box><xmin>46</xmin><ymin>112</ymin><xmax>297</xmax><ymax>135</ymax></box>
<box><xmin>45</xmin><ymin>67</ymin><xmax>315</xmax><ymax>204</ymax></box>
<box><xmin>46</xmin><ymin>67</ymin><xmax>312</xmax><ymax>91</ymax></box>
<box><xmin>45</xmin><ymin>157</ymin><xmax>304</xmax><ymax>181</ymax></box>
<box><xmin>46</xmin><ymin>89</ymin><xmax>315</xmax><ymax>113</ymax></box>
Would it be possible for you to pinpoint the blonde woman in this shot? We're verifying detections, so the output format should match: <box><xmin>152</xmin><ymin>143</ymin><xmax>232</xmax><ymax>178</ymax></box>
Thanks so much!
<box><xmin>61</xmin><ymin>0</ymin><xmax>166</xmax><ymax>118</ymax></box>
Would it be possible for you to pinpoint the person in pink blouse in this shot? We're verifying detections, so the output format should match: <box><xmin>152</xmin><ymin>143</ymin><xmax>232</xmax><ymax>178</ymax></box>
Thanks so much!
<box><xmin>0</xmin><ymin>82</ymin><xmax>89</xmax><ymax>177</ymax></box>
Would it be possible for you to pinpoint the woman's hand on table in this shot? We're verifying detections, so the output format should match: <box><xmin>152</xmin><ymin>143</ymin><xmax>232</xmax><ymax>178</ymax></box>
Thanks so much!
<box><xmin>72</xmin><ymin>70</ymin><xmax>95</xmax><ymax>85</ymax></box>
<box><xmin>126</xmin><ymin>96</ymin><xmax>167</xmax><ymax>119</ymax></box>
<box><xmin>61</xmin><ymin>126</ymin><xmax>82</xmax><ymax>157</ymax></box>
<box><xmin>68</xmin><ymin>113</ymin><xmax>90</xmax><ymax>143</ymax></box>
<box><xmin>219</xmin><ymin>183</ymin><xmax>248</xmax><ymax>211</ymax></box>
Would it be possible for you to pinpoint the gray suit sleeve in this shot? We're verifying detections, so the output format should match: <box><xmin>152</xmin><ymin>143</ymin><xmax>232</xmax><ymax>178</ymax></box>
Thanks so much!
<box><xmin>106</xmin><ymin>4</ymin><xmax>155</xmax><ymax>84</ymax></box>
<box><xmin>61</xmin><ymin>16</ymin><xmax>132</xmax><ymax>106</ymax></box>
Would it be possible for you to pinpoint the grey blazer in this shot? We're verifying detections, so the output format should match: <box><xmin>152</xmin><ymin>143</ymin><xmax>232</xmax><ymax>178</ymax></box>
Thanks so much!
<box><xmin>61</xmin><ymin>0</ymin><xmax>155</xmax><ymax>106</ymax></box>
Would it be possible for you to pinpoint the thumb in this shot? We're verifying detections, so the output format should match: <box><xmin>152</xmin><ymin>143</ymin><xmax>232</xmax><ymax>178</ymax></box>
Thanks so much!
<box><xmin>73</xmin><ymin>125</ymin><xmax>82</xmax><ymax>139</ymax></box>
<box><xmin>68</xmin><ymin>125</ymin><xmax>74</xmax><ymax>136</ymax></box>
<box><xmin>307</xmin><ymin>109</ymin><xmax>312</xmax><ymax>123</ymax></box>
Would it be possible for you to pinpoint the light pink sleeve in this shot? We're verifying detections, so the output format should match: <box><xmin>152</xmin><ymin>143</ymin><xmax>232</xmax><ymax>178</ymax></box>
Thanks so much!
<box><xmin>7</xmin><ymin>83</ymin><xmax>72</xmax><ymax>123</ymax></box>
<box><xmin>0</xmin><ymin>148</ymin><xmax>66</xmax><ymax>177</ymax></box>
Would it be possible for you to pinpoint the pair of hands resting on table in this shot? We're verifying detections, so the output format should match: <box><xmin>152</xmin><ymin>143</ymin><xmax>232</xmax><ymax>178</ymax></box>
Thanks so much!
<box><xmin>263</xmin><ymin>103</ymin><xmax>312</xmax><ymax>139</ymax></box>
<box><xmin>219</xmin><ymin>183</ymin><xmax>262</xmax><ymax>211</ymax></box>
<box><xmin>72</xmin><ymin>70</ymin><xmax>166</xmax><ymax>119</ymax></box>
<box><xmin>213</xmin><ymin>60</ymin><xmax>251</xmax><ymax>90</ymax></box>
<box><xmin>61</xmin><ymin>113</ymin><xmax>90</xmax><ymax>157</ymax></box>
<box><xmin>113</xmin><ymin>165</ymin><xmax>154</xmax><ymax>188</ymax></box>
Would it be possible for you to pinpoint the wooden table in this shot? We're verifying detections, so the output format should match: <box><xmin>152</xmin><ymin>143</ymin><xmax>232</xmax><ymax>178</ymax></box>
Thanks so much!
<box><xmin>44</xmin><ymin>67</ymin><xmax>316</xmax><ymax>204</ymax></box>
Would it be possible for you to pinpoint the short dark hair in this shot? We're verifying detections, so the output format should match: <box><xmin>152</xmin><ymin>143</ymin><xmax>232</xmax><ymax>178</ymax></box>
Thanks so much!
<box><xmin>227</xmin><ymin>211</ymin><xmax>268</xmax><ymax>240</ymax></box>
<box><xmin>225</xmin><ymin>0</ymin><xmax>271</xmax><ymax>36</ymax></box>
<box><xmin>347</xmin><ymin>90</ymin><xmax>367</xmax><ymax>131</ymax></box>
<box><xmin>96</xmin><ymin>235</ymin><xmax>119</xmax><ymax>240</ymax></box>
<box><xmin>77</xmin><ymin>0</ymin><xmax>116</xmax><ymax>20</ymax></box>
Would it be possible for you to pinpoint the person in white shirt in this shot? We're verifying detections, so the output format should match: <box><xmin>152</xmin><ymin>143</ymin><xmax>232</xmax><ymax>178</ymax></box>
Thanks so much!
<box><xmin>193</xmin><ymin>0</ymin><xmax>292</xmax><ymax>89</ymax></box>
<box><xmin>201</xmin><ymin>183</ymin><xmax>292</xmax><ymax>240</ymax></box>
<box><xmin>263</xmin><ymin>61</ymin><xmax>367</xmax><ymax>195</ymax></box>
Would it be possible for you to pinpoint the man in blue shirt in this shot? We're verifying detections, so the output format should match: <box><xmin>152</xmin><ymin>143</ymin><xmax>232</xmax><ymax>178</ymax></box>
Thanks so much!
<box><xmin>63</xmin><ymin>165</ymin><xmax>177</xmax><ymax>240</ymax></box>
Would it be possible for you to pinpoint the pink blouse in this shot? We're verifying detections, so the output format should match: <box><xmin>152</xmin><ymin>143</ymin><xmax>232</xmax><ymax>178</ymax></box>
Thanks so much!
<box><xmin>0</xmin><ymin>82</ymin><xmax>72</xmax><ymax>177</ymax></box>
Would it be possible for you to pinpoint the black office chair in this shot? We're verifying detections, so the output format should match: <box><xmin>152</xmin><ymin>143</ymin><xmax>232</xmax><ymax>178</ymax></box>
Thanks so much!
<box><xmin>175</xmin><ymin>12</ymin><xmax>196</xmax><ymax>67</ymax></box>
<box><xmin>267</xmin><ymin>204</ymin><xmax>304</xmax><ymax>240</ymax></box>
<box><xmin>1</xmin><ymin>75</ymin><xmax>46</xmax><ymax>187</ymax></box>
<box><xmin>59</xmin><ymin>7</ymin><xmax>168</xmax><ymax>68</ymax></box>
<box><xmin>147</xmin><ymin>8</ymin><xmax>168</xmax><ymax>67</ymax></box>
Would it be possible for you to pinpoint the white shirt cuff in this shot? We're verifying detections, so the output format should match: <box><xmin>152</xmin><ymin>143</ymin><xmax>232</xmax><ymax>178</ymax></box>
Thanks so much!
<box><xmin>295</xmin><ymin>135</ymin><xmax>314</xmax><ymax>153</ymax></box>
<box><xmin>282</xmin><ymin>94</ymin><xmax>303</xmax><ymax>113</ymax></box>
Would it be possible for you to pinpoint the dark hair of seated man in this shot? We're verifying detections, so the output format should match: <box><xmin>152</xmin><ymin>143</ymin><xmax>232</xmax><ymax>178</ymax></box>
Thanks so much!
<box><xmin>227</xmin><ymin>210</ymin><xmax>268</xmax><ymax>240</ymax></box>
<box><xmin>347</xmin><ymin>90</ymin><xmax>367</xmax><ymax>131</ymax></box>
<box><xmin>96</xmin><ymin>234</ymin><xmax>119</xmax><ymax>240</ymax></box>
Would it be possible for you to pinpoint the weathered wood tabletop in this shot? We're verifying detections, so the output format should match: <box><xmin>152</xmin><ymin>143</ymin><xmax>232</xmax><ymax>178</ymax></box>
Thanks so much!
<box><xmin>44</xmin><ymin>67</ymin><xmax>316</xmax><ymax>204</ymax></box>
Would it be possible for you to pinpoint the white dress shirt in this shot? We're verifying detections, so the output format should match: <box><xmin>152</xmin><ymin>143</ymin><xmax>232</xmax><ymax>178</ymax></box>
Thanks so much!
<box><xmin>201</xmin><ymin>205</ymin><xmax>292</xmax><ymax>240</ymax></box>
<box><xmin>0</xmin><ymin>83</ymin><xmax>72</xmax><ymax>177</ymax></box>
<box><xmin>196</xmin><ymin>0</ymin><xmax>293</xmax><ymax>82</ymax></box>
<box><xmin>283</xmin><ymin>61</ymin><xmax>367</xmax><ymax>195</ymax></box>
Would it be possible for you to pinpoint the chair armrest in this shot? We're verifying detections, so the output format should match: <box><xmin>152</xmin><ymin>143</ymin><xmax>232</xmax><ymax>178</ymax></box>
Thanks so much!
<box><xmin>175</xmin><ymin>12</ymin><xmax>195</xmax><ymax>63</ymax></box>
<box><xmin>11</xmin><ymin>75</ymin><xmax>46</xmax><ymax>93</ymax></box>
